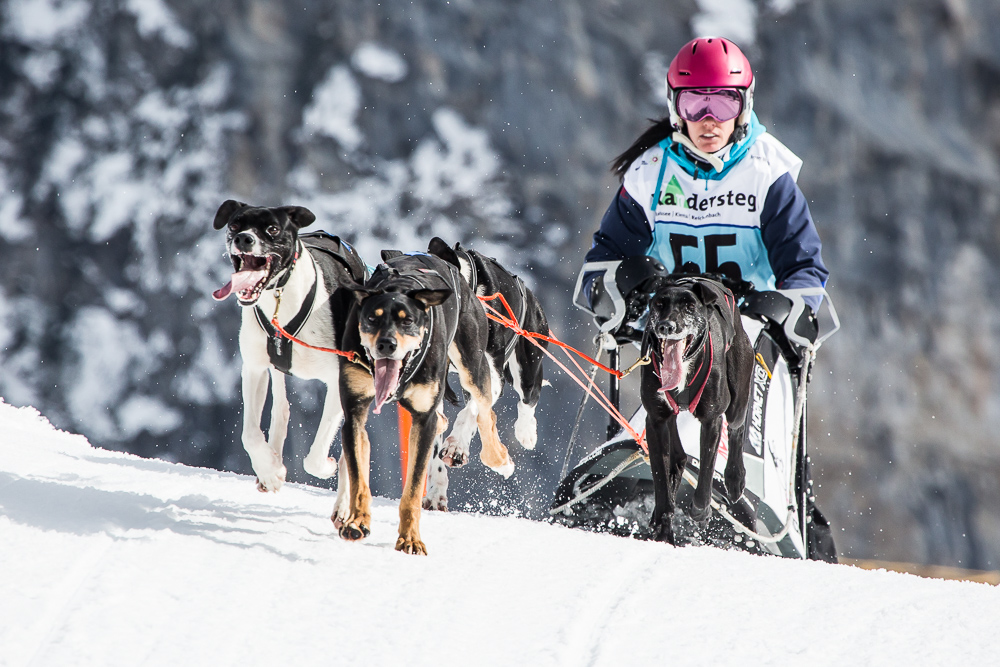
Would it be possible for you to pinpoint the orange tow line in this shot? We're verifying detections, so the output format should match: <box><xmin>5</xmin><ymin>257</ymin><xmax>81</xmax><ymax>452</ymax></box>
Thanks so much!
<box><xmin>267</xmin><ymin>292</ymin><xmax>648</xmax><ymax>452</ymax></box>
<box><xmin>477</xmin><ymin>292</ymin><xmax>647</xmax><ymax>452</ymax></box>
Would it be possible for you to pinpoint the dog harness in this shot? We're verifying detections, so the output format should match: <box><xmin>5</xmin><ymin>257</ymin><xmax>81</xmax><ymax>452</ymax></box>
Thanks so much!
<box><xmin>453</xmin><ymin>245</ymin><xmax>528</xmax><ymax>364</ymax></box>
<box><xmin>255</xmin><ymin>233</ymin><xmax>370</xmax><ymax>374</ymax></box>
<box><xmin>364</xmin><ymin>255</ymin><xmax>463</xmax><ymax>402</ymax></box>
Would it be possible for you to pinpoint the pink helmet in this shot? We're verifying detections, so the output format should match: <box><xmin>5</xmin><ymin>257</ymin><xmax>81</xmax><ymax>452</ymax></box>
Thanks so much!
<box><xmin>666</xmin><ymin>37</ymin><xmax>756</xmax><ymax>141</ymax></box>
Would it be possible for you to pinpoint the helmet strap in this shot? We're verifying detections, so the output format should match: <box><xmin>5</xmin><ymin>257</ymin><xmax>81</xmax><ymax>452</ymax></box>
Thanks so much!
<box><xmin>671</xmin><ymin>131</ymin><xmax>726</xmax><ymax>173</ymax></box>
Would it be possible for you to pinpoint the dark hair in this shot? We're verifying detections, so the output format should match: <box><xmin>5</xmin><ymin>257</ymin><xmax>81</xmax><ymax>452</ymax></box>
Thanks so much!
<box><xmin>611</xmin><ymin>117</ymin><xmax>675</xmax><ymax>181</ymax></box>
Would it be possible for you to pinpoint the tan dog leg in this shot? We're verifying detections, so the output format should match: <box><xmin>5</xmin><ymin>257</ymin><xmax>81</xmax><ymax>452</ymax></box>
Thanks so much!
<box><xmin>396</xmin><ymin>409</ymin><xmax>440</xmax><ymax>555</ymax></box>
<box><xmin>339</xmin><ymin>364</ymin><xmax>373</xmax><ymax>541</ymax></box>
<box><xmin>448</xmin><ymin>344</ymin><xmax>514</xmax><ymax>478</ymax></box>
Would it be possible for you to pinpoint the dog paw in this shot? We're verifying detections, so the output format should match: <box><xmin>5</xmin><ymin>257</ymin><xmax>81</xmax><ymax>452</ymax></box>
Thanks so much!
<box><xmin>439</xmin><ymin>436</ymin><xmax>469</xmax><ymax>468</ymax></box>
<box><xmin>652</xmin><ymin>518</ymin><xmax>675</xmax><ymax>545</ymax></box>
<box><xmin>422</xmin><ymin>492</ymin><xmax>448</xmax><ymax>512</ymax></box>
<box><xmin>514</xmin><ymin>416</ymin><xmax>538</xmax><ymax>450</ymax></box>
<box><xmin>395</xmin><ymin>536</ymin><xmax>427</xmax><ymax>556</ymax></box>
<box><xmin>483</xmin><ymin>450</ymin><xmax>515</xmax><ymax>479</ymax></box>
<box><xmin>688</xmin><ymin>502</ymin><xmax>712</xmax><ymax>526</ymax></box>
<box><xmin>255</xmin><ymin>465</ymin><xmax>287</xmax><ymax>493</ymax></box>
<box><xmin>338</xmin><ymin>519</ymin><xmax>371</xmax><ymax>541</ymax></box>
<box><xmin>331</xmin><ymin>501</ymin><xmax>349</xmax><ymax>530</ymax></box>
<box><xmin>480</xmin><ymin>447</ymin><xmax>515</xmax><ymax>479</ymax></box>
<box><xmin>303</xmin><ymin>455</ymin><xmax>339</xmax><ymax>479</ymax></box>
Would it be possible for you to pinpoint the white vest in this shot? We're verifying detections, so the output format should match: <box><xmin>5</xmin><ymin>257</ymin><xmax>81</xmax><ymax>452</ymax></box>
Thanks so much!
<box><xmin>623</xmin><ymin>134</ymin><xmax>803</xmax><ymax>290</ymax></box>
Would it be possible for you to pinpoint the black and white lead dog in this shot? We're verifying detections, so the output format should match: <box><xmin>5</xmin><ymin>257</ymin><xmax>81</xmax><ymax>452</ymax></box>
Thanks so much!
<box><xmin>212</xmin><ymin>200</ymin><xmax>368</xmax><ymax>524</ymax></box>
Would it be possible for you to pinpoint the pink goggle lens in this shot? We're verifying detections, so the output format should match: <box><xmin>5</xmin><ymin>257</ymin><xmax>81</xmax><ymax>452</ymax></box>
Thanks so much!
<box><xmin>676</xmin><ymin>88</ymin><xmax>743</xmax><ymax>123</ymax></box>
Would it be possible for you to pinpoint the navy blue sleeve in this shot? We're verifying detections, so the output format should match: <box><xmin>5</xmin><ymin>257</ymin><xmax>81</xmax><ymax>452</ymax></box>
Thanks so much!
<box><xmin>760</xmin><ymin>172</ymin><xmax>829</xmax><ymax>290</ymax></box>
<box><xmin>584</xmin><ymin>186</ymin><xmax>653</xmax><ymax>262</ymax></box>
<box><xmin>580</xmin><ymin>186</ymin><xmax>653</xmax><ymax>309</ymax></box>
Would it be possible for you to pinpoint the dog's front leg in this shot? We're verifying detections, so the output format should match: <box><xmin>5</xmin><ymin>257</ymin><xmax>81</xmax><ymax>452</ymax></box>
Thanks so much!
<box><xmin>397</xmin><ymin>409</ymin><xmax>438</xmax><ymax>555</ymax></box>
<box><xmin>723</xmin><ymin>423</ymin><xmax>746</xmax><ymax>505</ymax></box>
<box><xmin>338</xmin><ymin>364</ymin><xmax>373</xmax><ymax>541</ymax></box>
<box><xmin>645</xmin><ymin>413</ymin><xmax>677</xmax><ymax>545</ymax></box>
<box><xmin>691</xmin><ymin>414</ymin><xmax>724</xmax><ymax>525</ymax></box>
<box><xmin>241</xmin><ymin>364</ymin><xmax>287</xmax><ymax>492</ymax></box>
<box><xmin>304</xmin><ymin>378</ymin><xmax>344</xmax><ymax>480</ymax></box>
<box><xmin>268</xmin><ymin>369</ymin><xmax>290</xmax><ymax>460</ymax></box>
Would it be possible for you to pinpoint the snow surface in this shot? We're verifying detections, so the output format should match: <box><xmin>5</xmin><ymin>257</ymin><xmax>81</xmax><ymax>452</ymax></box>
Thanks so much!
<box><xmin>2</xmin><ymin>399</ymin><xmax>998</xmax><ymax>666</ymax></box>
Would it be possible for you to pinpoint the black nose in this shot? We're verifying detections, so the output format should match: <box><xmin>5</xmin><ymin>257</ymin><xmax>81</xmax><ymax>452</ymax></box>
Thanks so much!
<box><xmin>234</xmin><ymin>232</ymin><xmax>255</xmax><ymax>252</ymax></box>
<box><xmin>655</xmin><ymin>320</ymin><xmax>679</xmax><ymax>337</ymax></box>
<box><xmin>376</xmin><ymin>336</ymin><xmax>397</xmax><ymax>356</ymax></box>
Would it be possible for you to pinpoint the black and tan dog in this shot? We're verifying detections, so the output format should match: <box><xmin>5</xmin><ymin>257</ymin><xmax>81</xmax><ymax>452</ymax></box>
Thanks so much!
<box><xmin>641</xmin><ymin>275</ymin><xmax>753</xmax><ymax>544</ymax></box>
<box><xmin>338</xmin><ymin>252</ymin><xmax>514</xmax><ymax>554</ymax></box>
<box><xmin>423</xmin><ymin>237</ymin><xmax>549</xmax><ymax>510</ymax></box>
<box><xmin>212</xmin><ymin>200</ymin><xmax>367</xmax><ymax>525</ymax></box>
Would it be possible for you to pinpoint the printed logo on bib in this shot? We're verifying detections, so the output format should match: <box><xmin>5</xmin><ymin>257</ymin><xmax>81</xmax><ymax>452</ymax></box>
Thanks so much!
<box><xmin>657</xmin><ymin>175</ymin><xmax>757</xmax><ymax>213</ymax></box>
<box><xmin>657</xmin><ymin>175</ymin><xmax>689</xmax><ymax>209</ymax></box>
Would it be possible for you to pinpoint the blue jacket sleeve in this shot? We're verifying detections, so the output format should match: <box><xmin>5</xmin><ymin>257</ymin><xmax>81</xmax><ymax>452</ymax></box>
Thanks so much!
<box><xmin>760</xmin><ymin>172</ymin><xmax>829</xmax><ymax>291</ymax></box>
<box><xmin>585</xmin><ymin>186</ymin><xmax>653</xmax><ymax>262</ymax></box>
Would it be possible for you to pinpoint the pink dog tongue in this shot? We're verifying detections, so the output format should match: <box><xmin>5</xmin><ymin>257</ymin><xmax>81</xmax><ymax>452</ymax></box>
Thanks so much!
<box><xmin>212</xmin><ymin>270</ymin><xmax>268</xmax><ymax>301</ymax></box>
<box><xmin>372</xmin><ymin>358</ymin><xmax>402</xmax><ymax>414</ymax></box>
<box><xmin>659</xmin><ymin>339</ymin><xmax>686</xmax><ymax>391</ymax></box>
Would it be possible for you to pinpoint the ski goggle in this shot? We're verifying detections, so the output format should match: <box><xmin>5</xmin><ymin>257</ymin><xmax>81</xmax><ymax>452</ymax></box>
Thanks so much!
<box><xmin>675</xmin><ymin>88</ymin><xmax>743</xmax><ymax>123</ymax></box>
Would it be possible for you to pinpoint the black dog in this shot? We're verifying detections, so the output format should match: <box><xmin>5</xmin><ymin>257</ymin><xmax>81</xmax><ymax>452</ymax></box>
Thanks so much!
<box><xmin>424</xmin><ymin>237</ymin><xmax>549</xmax><ymax>510</ymax></box>
<box><xmin>337</xmin><ymin>252</ymin><xmax>514</xmax><ymax>555</ymax></box>
<box><xmin>640</xmin><ymin>275</ymin><xmax>753</xmax><ymax>544</ymax></box>
<box><xmin>212</xmin><ymin>200</ymin><xmax>367</xmax><ymax>526</ymax></box>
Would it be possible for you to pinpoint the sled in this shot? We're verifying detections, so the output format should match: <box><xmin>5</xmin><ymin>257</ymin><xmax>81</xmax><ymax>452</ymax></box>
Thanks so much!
<box><xmin>550</xmin><ymin>260</ymin><xmax>840</xmax><ymax>559</ymax></box>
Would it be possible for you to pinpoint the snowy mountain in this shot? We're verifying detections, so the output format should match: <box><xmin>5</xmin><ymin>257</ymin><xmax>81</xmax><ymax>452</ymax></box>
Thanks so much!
<box><xmin>2</xmin><ymin>0</ymin><xmax>1000</xmax><ymax>571</ymax></box>
<box><xmin>3</xmin><ymin>399</ymin><xmax>999</xmax><ymax>667</ymax></box>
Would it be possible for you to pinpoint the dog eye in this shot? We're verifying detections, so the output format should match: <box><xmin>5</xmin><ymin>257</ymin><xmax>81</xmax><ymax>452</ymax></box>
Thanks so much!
<box><xmin>229</xmin><ymin>223</ymin><xmax>239</xmax><ymax>233</ymax></box>
<box><xmin>266</xmin><ymin>225</ymin><xmax>281</xmax><ymax>238</ymax></box>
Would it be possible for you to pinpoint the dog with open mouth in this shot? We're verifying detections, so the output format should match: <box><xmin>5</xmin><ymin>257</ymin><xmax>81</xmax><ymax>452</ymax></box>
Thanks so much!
<box><xmin>212</xmin><ymin>200</ymin><xmax>368</xmax><ymax>524</ymax></box>
<box><xmin>423</xmin><ymin>237</ymin><xmax>549</xmax><ymax>511</ymax></box>
<box><xmin>641</xmin><ymin>275</ymin><xmax>754</xmax><ymax>544</ymax></box>
<box><xmin>337</xmin><ymin>251</ymin><xmax>515</xmax><ymax>555</ymax></box>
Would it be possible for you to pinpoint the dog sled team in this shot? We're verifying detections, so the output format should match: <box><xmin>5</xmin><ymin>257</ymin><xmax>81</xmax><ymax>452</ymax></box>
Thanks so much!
<box><xmin>211</xmin><ymin>37</ymin><xmax>839</xmax><ymax>561</ymax></box>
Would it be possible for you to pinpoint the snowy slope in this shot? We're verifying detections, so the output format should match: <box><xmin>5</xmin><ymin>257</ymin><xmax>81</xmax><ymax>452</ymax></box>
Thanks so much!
<box><xmin>2</xmin><ymin>399</ymin><xmax>998</xmax><ymax>667</ymax></box>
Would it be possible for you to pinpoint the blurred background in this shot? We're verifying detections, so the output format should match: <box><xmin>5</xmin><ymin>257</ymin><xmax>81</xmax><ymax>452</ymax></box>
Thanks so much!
<box><xmin>1</xmin><ymin>0</ymin><xmax>999</xmax><ymax>570</ymax></box>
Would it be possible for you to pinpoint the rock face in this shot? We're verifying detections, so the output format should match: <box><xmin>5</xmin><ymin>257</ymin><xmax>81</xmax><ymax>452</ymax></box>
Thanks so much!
<box><xmin>1</xmin><ymin>0</ymin><xmax>998</xmax><ymax>568</ymax></box>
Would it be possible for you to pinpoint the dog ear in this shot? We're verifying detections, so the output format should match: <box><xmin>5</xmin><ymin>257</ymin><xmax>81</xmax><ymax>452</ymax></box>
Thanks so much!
<box><xmin>351</xmin><ymin>286</ymin><xmax>383</xmax><ymax>304</ymax></box>
<box><xmin>381</xmin><ymin>249</ymin><xmax>404</xmax><ymax>262</ymax></box>
<box><xmin>407</xmin><ymin>288</ymin><xmax>452</xmax><ymax>308</ymax></box>
<box><xmin>691</xmin><ymin>279</ymin><xmax>722</xmax><ymax>306</ymax></box>
<box><xmin>427</xmin><ymin>237</ymin><xmax>460</xmax><ymax>268</ymax></box>
<box><xmin>278</xmin><ymin>206</ymin><xmax>316</xmax><ymax>229</ymax></box>
<box><xmin>213</xmin><ymin>200</ymin><xmax>248</xmax><ymax>229</ymax></box>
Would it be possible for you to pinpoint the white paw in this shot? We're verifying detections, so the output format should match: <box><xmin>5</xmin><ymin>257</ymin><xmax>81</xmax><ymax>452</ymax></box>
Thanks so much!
<box><xmin>439</xmin><ymin>435</ymin><xmax>471</xmax><ymax>468</ymax></box>
<box><xmin>255</xmin><ymin>464</ymin><xmax>287</xmax><ymax>493</ymax></box>
<box><xmin>303</xmin><ymin>455</ymin><xmax>339</xmax><ymax>479</ymax></box>
<box><xmin>331</xmin><ymin>495</ymin><xmax>349</xmax><ymax>529</ymax></box>
<box><xmin>490</xmin><ymin>458</ymin><xmax>515</xmax><ymax>479</ymax></box>
<box><xmin>422</xmin><ymin>490</ymin><xmax>448</xmax><ymax>511</ymax></box>
<box><xmin>514</xmin><ymin>415</ymin><xmax>538</xmax><ymax>450</ymax></box>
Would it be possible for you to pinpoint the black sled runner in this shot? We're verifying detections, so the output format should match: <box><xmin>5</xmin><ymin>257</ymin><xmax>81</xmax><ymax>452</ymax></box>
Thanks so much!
<box><xmin>550</xmin><ymin>259</ymin><xmax>840</xmax><ymax>561</ymax></box>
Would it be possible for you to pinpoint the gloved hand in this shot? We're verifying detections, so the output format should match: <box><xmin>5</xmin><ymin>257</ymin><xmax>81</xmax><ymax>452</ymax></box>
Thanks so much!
<box><xmin>792</xmin><ymin>305</ymin><xmax>819</xmax><ymax>344</ymax></box>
